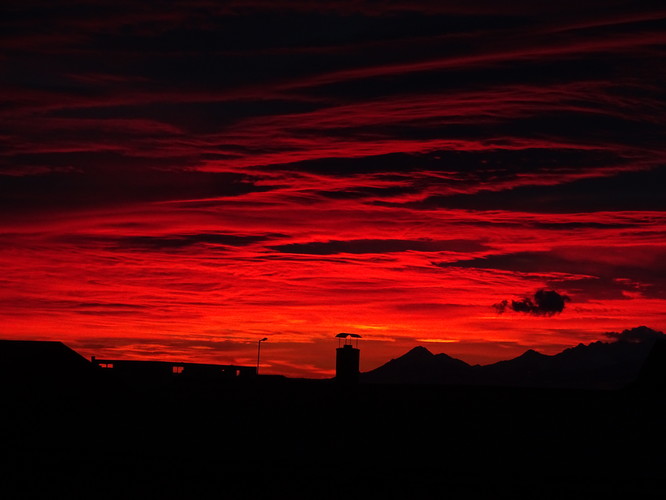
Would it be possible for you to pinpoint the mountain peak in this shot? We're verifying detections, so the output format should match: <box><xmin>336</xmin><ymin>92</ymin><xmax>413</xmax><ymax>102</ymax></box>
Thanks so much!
<box><xmin>361</xmin><ymin>345</ymin><xmax>469</xmax><ymax>384</ymax></box>
<box><xmin>406</xmin><ymin>346</ymin><xmax>433</xmax><ymax>357</ymax></box>
<box><xmin>398</xmin><ymin>346</ymin><xmax>434</xmax><ymax>362</ymax></box>
<box><xmin>518</xmin><ymin>348</ymin><xmax>547</xmax><ymax>359</ymax></box>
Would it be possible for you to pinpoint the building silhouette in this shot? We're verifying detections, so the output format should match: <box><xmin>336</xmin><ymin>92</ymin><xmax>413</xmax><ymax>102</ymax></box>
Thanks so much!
<box><xmin>335</xmin><ymin>333</ymin><xmax>361</xmax><ymax>385</ymax></box>
<box><xmin>91</xmin><ymin>357</ymin><xmax>257</xmax><ymax>381</ymax></box>
<box><xmin>0</xmin><ymin>339</ymin><xmax>260</xmax><ymax>389</ymax></box>
<box><xmin>0</xmin><ymin>340</ymin><xmax>93</xmax><ymax>382</ymax></box>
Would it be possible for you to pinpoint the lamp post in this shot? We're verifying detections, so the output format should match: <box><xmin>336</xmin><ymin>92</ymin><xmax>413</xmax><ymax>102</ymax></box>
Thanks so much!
<box><xmin>256</xmin><ymin>337</ymin><xmax>268</xmax><ymax>375</ymax></box>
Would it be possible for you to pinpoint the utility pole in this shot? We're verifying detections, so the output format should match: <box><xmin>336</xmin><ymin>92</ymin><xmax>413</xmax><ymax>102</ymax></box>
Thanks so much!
<box><xmin>256</xmin><ymin>337</ymin><xmax>267</xmax><ymax>375</ymax></box>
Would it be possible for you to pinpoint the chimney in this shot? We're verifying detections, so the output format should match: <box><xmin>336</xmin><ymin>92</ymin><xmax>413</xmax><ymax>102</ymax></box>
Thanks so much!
<box><xmin>335</xmin><ymin>333</ymin><xmax>361</xmax><ymax>385</ymax></box>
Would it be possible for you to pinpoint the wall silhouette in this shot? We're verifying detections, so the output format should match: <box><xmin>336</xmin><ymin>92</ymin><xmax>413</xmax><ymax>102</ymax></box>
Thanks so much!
<box><xmin>92</xmin><ymin>357</ymin><xmax>257</xmax><ymax>381</ymax></box>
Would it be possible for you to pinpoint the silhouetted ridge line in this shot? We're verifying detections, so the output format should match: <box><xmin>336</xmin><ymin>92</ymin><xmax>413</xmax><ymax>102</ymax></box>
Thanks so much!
<box><xmin>362</xmin><ymin>346</ymin><xmax>471</xmax><ymax>385</ymax></box>
<box><xmin>362</xmin><ymin>327</ymin><xmax>665</xmax><ymax>389</ymax></box>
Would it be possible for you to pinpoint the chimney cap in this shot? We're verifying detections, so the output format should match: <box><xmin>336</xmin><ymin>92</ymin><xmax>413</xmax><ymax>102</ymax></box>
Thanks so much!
<box><xmin>336</xmin><ymin>332</ymin><xmax>362</xmax><ymax>338</ymax></box>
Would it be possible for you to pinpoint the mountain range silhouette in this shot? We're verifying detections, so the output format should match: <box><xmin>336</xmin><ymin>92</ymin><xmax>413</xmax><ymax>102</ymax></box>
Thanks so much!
<box><xmin>362</xmin><ymin>326</ymin><xmax>665</xmax><ymax>389</ymax></box>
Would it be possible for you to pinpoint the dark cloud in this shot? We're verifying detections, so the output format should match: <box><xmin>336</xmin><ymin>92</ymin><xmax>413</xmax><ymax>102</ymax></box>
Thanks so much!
<box><xmin>118</xmin><ymin>233</ymin><xmax>276</xmax><ymax>250</ymax></box>
<box><xmin>315</xmin><ymin>184</ymin><xmax>419</xmax><ymax>200</ymax></box>
<box><xmin>439</xmin><ymin>251</ymin><xmax>574</xmax><ymax>274</ymax></box>
<box><xmin>0</xmin><ymin>2</ymin><xmax>527</xmax><ymax>107</ymax></box>
<box><xmin>0</xmin><ymin>169</ymin><xmax>268</xmax><ymax>214</ymax></box>
<box><xmin>53</xmin><ymin>232</ymin><xmax>280</xmax><ymax>252</ymax></box>
<box><xmin>494</xmin><ymin>289</ymin><xmax>570</xmax><ymax>316</ymax></box>
<box><xmin>273</xmin><ymin>153</ymin><xmax>424</xmax><ymax>176</ymax></box>
<box><xmin>604</xmin><ymin>326</ymin><xmax>666</xmax><ymax>344</ymax></box>
<box><xmin>531</xmin><ymin>221</ymin><xmax>636</xmax><ymax>230</ymax></box>
<box><xmin>71</xmin><ymin>334</ymin><xmax>249</xmax><ymax>357</ymax></box>
<box><xmin>3</xmin><ymin>1</ymin><xmax>663</xmax><ymax>199</ymax></box>
<box><xmin>439</xmin><ymin>247</ymin><xmax>666</xmax><ymax>299</ymax></box>
<box><xmin>0</xmin><ymin>297</ymin><xmax>148</xmax><ymax>316</ymax></box>
<box><xmin>545</xmin><ymin>276</ymin><xmax>638</xmax><ymax>301</ymax></box>
<box><xmin>271</xmin><ymin>148</ymin><xmax>628</xmax><ymax>177</ymax></box>
<box><xmin>48</xmin><ymin>99</ymin><xmax>324</xmax><ymax>135</ymax></box>
<box><xmin>269</xmin><ymin>238</ymin><xmax>488</xmax><ymax>255</ymax></box>
<box><xmin>397</xmin><ymin>166</ymin><xmax>666</xmax><ymax>213</ymax></box>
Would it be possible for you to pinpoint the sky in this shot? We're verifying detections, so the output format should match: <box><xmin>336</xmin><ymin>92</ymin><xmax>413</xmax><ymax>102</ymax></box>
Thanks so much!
<box><xmin>1</xmin><ymin>0</ymin><xmax>665</xmax><ymax>378</ymax></box>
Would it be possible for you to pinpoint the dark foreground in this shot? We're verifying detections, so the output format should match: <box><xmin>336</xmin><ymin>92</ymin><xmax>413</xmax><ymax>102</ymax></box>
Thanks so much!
<box><xmin>2</xmin><ymin>374</ymin><xmax>665</xmax><ymax>499</ymax></box>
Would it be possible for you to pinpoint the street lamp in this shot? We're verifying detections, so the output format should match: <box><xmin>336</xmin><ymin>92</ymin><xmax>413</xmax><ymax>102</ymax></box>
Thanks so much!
<box><xmin>256</xmin><ymin>337</ymin><xmax>268</xmax><ymax>375</ymax></box>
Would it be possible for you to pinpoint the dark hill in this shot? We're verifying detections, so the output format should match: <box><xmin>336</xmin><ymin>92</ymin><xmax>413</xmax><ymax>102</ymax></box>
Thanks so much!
<box><xmin>633</xmin><ymin>337</ymin><xmax>666</xmax><ymax>389</ymax></box>
<box><xmin>362</xmin><ymin>346</ymin><xmax>470</xmax><ymax>384</ymax></box>
<box><xmin>362</xmin><ymin>336</ymin><xmax>660</xmax><ymax>389</ymax></box>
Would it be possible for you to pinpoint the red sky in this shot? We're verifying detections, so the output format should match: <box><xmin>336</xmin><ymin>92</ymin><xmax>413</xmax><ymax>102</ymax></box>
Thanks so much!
<box><xmin>1</xmin><ymin>0</ymin><xmax>665</xmax><ymax>377</ymax></box>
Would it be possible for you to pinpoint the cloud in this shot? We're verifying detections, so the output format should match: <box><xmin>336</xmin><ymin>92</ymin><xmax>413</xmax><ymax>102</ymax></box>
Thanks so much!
<box><xmin>604</xmin><ymin>326</ymin><xmax>666</xmax><ymax>344</ymax></box>
<box><xmin>440</xmin><ymin>246</ymin><xmax>666</xmax><ymax>300</ymax></box>
<box><xmin>0</xmin><ymin>297</ymin><xmax>149</xmax><ymax>317</ymax></box>
<box><xmin>0</xmin><ymin>169</ymin><xmax>268</xmax><ymax>215</ymax></box>
<box><xmin>267</xmin><ymin>146</ymin><xmax>629</xmax><ymax>178</ymax></box>
<box><xmin>116</xmin><ymin>233</ymin><xmax>277</xmax><ymax>250</ymax></box>
<box><xmin>399</xmin><ymin>165</ymin><xmax>666</xmax><ymax>213</ymax></box>
<box><xmin>269</xmin><ymin>238</ymin><xmax>488</xmax><ymax>255</ymax></box>
<box><xmin>494</xmin><ymin>289</ymin><xmax>570</xmax><ymax>316</ymax></box>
